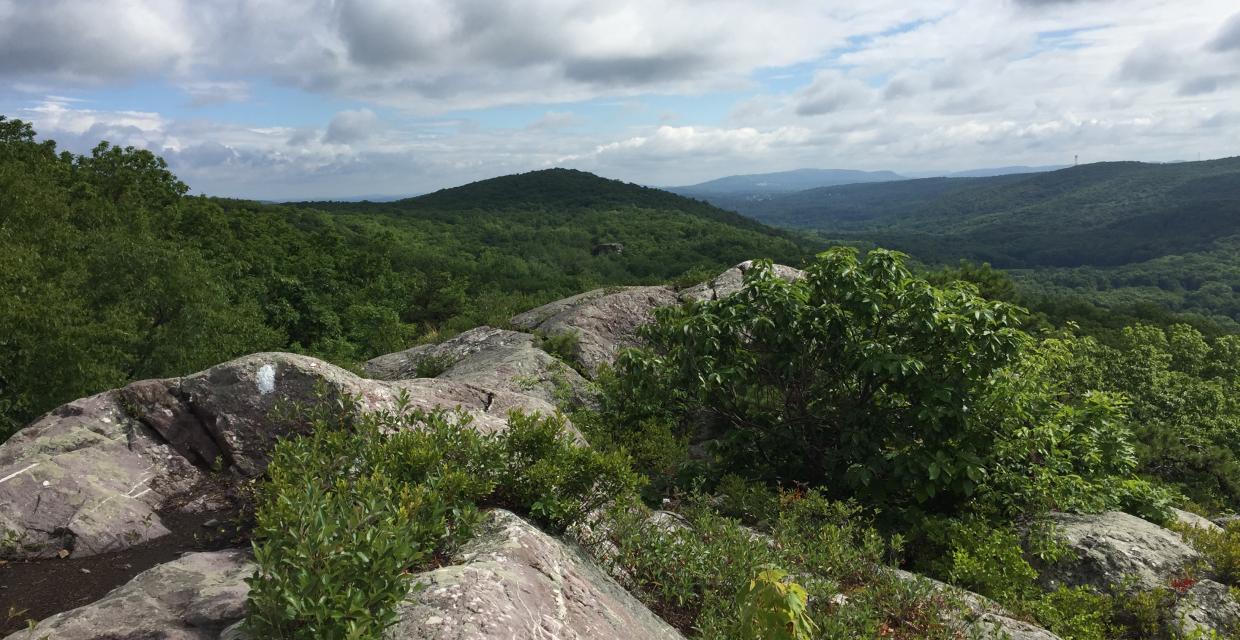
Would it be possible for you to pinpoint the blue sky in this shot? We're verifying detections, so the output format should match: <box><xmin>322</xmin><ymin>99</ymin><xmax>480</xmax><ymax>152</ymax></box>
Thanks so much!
<box><xmin>2</xmin><ymin>0</ymin><xmax>1238</xmax><ymax>200</ymax></box>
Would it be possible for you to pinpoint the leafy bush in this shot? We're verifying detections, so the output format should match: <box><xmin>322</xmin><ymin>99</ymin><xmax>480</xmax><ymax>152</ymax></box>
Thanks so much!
<box><xmin>1025</xmin><ymin>586</ymin><xmax>1117</xmax><ymax>640</ymax></box>
<box><xmin>923</xmin><ymin>516</ymin><xmax>1041</xmax><ymax>606</ymax></box>
<box><xmin>412</xmin><ymin>353</ymin><xmax>457</xmax><ymax>378</ymax></box>
<box><xmin>246</xmin><ymin>391</ymin><xmax>639</xmax><ymax>638</ymax></box>
<box><xmin>602</xmin><ymin>488</ymin><xmax>962</xmax><ymax>639</ymax></box>
<box><xmin>1172</xmin><ymin>519</ymin><xmax>1240</xmax><ymax>586</ymax></box>
<box><xmin>535</xmin><ymin>330</ymin><xmax>581</xmax><ymax>368</ymax></box>
<box><xmin>612</xmin><ymin>249</ymin><xmax>1154</xmax><ymax>518</ymax></box>
<box><xmin>736</xmin><ymin>567</ymin><xmax>817</xmax><ymax>640</ymax></box>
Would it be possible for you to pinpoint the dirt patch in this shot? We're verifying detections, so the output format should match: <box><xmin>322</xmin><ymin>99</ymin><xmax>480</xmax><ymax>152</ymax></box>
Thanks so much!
<box><xmin>1</xmin><ymin>505</ymin><xmax>250</xmax><ymax>636</ymax></box>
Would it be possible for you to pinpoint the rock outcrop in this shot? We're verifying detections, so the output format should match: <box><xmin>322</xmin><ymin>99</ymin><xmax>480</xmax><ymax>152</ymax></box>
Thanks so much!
<box><xmin>386</xmin><ymin>509</ymin><xmax>684</xmax><ymax>640</ymax></box>
<box><xmin>3</xmin><ymin>549</ymin><xmax>252</xmax><ymax>640</ymax></box>
<box><xmin>1038</xmin><ymin>511</ymin><xmax>1202</xmax><ymax>592</ymax></box>
<box><xmin>889</xmin><ymin>569</ymin><xmax>1062</xmax><ymax>640</ymax></box>
<box><xmin>1171</xmin><ymin>507</ymin><xmax>1224</xmax><ymax>532</ymax></box>
<box><xmin>0</xmin><ymin>353</ymin><xmax>565</xmax><ymax>560</ymax></box>
<box><xmin>678</xmin><ymin>259</ymin><xmax>805</xmax><ymax>303</ymax></box>
<box><xmin>510</xmin><ymin>286</ymin><xmax>678</xmax><ymax>376</ymax></box>
<box><xmin>1039</xmin><ymin>511</ymin><xmax>1240</xmax><ymax>638</ymax></box>
<box><xmin>364</xmin><ymin>326</ymin><xmax>593</xmax><ymax>407</ymax></box>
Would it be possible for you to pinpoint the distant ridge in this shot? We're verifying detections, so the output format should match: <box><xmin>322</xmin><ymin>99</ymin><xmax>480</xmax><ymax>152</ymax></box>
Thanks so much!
<box><xmin>723</xmin><ymin>157</ymin><xmax>1240</xmax><ymax>269</ymax></box>
<box><xmin>667</xmin><ymin>168</ymin><xmax>904</xmax><ymax>196</ymax></box>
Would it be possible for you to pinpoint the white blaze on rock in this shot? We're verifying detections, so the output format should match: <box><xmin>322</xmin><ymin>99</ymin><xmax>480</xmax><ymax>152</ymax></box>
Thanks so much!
<box><xmin>256</xmin><ymin>364</ymin><xmax>276</xmax><ymax>395</ymax></box>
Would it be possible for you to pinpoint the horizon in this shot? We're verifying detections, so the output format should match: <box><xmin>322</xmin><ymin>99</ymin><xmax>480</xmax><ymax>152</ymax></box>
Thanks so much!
<box><xmin>2</xmin><ymin>1</ymin><xmax>1238</xmax><ymax>200</ymax></box>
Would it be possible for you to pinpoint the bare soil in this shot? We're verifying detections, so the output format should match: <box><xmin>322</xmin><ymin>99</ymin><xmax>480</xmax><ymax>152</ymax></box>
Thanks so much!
<box><xmin>1</xmin><ymin>490</ymin><xmax>250</xmax><ymax>635</ymax></box>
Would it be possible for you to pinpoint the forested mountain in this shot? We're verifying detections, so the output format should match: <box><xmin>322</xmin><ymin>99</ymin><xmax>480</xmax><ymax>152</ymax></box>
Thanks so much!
<box><xmin>0</xmin><ymin>117</ymin><xmax>813</xmax><ymax>438</ymax></box>
<box><xmin>722</xmin><ymin>158</ymin><xmax>1240</xmax><ymax>269</ymax></box>
<box><xmin>688</xmin><ymin>159</ymin><xmax>1240</xmax><ymax>332</ymax></box>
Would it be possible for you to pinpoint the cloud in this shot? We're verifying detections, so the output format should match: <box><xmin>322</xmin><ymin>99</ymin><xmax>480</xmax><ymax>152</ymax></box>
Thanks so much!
<box><xmin>179</xmin><ymin>81</ymin><xmax>249</xmax><ymax>107</ymax></box>
<box><xmin>323</xmin><ymin>109</ymin><xmax>380</xmax><ymax>145</ymax></box>
<box><xmin>793</xmin><ymin>72</ymin><xmax>873</xmax><ymax>116</ymax></box>
<box><xmin>0</xmin><ymin>0</ymin><xmax>188</xmax><ymax>81</ymax></box>
<box><xmin>8</xmin><ymin>0</ymin><xmax>1240</xmax><ymax>198</ymax></box>
<box><xmin>1178</xmin><ymin>74</ymin><xmax>1238</xmax><ymax>96</ymax></box>
<box><xmin>1209</xmin><ymin>12</ymin><xmax>1240</xmax><ymax>52</ymax></box>
<box><xmin>526</xmin><ymin>111</ymin><xmax>581</xmax><ymax>131</ymax></box>
<box><xmin>1118</xmin><ymin>46</ymin><xmax>1177</xmax><ymax>82</ymax></box>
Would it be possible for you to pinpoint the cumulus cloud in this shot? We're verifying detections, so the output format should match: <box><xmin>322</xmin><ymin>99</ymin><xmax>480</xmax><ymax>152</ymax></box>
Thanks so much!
<box><xmin>323</xmin><ymin>109</ymin><xmax>380</xmax><ymax>145</ymax></box>
<box><xmin>1209</xmin><ymin>12</ymin><xmax>1240</xmax><ymax>52</ymax></box>
<box><xmin>0</xmin><ymin>0</ymin><xmax>189</xmax><ymax>81</ymax></box>
<box><xmin>793</xmin><ymin>72</ymin><xmax>873</xmax><ymax>116</ymax></box>
<box><xmin>7</xmin><ymin>0</ymin><xmax>1240</xmax><ymax>198</ymax></box>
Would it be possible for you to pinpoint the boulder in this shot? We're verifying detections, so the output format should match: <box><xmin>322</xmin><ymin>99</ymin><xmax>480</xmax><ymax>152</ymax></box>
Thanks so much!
<box><xmin>1</xmin><ymin>353</ymin><xmax>568</xmax><ymax>560</ymax></box>
<box><xmin>385</xmin><ymin>509</ymin><xmax>684</xmax><ymax>640</ymax></box>
<box><xmin>510</xmin><ymin>286</ymin><xmax>678</xmax><ymax>377</ymax></box>
<box><xmin>1172</xmin><ymin>508</ymin><xmax>1224</xmax><ymax>532</ymax></box>
<box><xmin>1171</xmin><ymin>578</ymin><xmax>1240</xmax><ymax>638</ymax></box>
<box><xmin>678</xmin><ymin>260</ymin><xmax>804</xmax><ymax>303</ymax></box>
<box><xmin>889</xmin><ymin>569</ymin><xmax>1062</xmax><ymax>640</ymax></box>
<box><xmin>4</xmin><ymin>549</ymin><xmax>252</xmax><ymax>640</ymax></box>
<box><xmin>364</xmin><ymin>326</ymin><xmax>594</xmax><ymax>407</ymax></box>
<box><xmin>1213</xmin><ymin>514</ymin><xmax>1240</xmax><ymax>529</ymax></box>
<box><xmin>1037</xmin><ymin>511</ymin><xmax>1202</xmax><ymax>592</ymax></box>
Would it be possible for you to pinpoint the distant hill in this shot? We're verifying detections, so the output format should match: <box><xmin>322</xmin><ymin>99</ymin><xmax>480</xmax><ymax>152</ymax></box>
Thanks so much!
<box><xmin>665</xmin><ymin>168</ymin><xmax>904</xmax><ymax>213</ymax></box>
<box><xmin>944</xmin><ymin>165</ymin><xmax>1067</xmax><ymax>178</ymax></box>
<box><xmin>725</xmin><ymin>158</ymin><xmax>1240</xmax><ymax>269</ymax></box>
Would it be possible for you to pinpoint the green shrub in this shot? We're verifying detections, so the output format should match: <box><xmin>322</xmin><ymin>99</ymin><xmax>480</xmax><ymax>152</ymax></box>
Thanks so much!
<box><xmin>412</xmin><ymin>353</ymin><xmax>457</xmax><ymax>378</ymax></box>
<box><xmin>736</xmin><ymin>567</ymin><xmax>817</xmax><ymax>640</ymax></box>
<box><xmin>612</xmin><ymin>249</ymin><xmax>1153</xmax><ymax>519</ymax></box>
<box><xmin>1172</xmin><ymin>519</ymin><xmax>1240</xmax><ymax>586</ymax></box>
<box><xmin>246</xmin><ymin>391</ymin><xmax>639</xmax><ymax>638</ymax></box>
<box><xmin>1026</xmin><ymin>586</ymin><xmax>1117</xmax><ymax>640</ymax></box>
<box><xmin>536</xmin><ymin>330</ymin><xmax>581</xmax><ymax>367</ymax></box>
<box><xmin>602</xmin><ymin>488</ymin><xmax>962</xmax><ymax>639</ymax></box>
<box><xmin>922</xmin><ymin>516</ymin><xmax>1040</xmax><ymax>606</ymax></box>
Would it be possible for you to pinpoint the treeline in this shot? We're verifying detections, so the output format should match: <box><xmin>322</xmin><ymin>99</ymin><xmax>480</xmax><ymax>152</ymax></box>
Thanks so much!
<box><xmin>0</xmin><ymin>118</ymin><xmax>811</xmax><ymax>439</ymax></box>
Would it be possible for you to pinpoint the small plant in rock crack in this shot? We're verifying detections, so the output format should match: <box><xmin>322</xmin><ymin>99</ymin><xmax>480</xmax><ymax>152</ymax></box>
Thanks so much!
<box><xmin>535</xmin><ymin>330</ymin><xmax>581</xmax><ymax>368</ymax></box>
<box><xmin>412</xmin><ymin>353</ymin><xmax>456</xmax><ymax>378</ymax></box>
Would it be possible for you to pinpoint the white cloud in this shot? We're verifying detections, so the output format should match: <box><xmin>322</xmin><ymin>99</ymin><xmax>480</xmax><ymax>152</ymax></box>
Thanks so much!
<box><xmin>323</xmin><ymin>109</ymin><xmax>380</xmax><ymax>145</ymax></box>
<box><xmin>5</xmin><ymin>1</ymin><xmax>1240</xmax><ymax>197</ymax></box>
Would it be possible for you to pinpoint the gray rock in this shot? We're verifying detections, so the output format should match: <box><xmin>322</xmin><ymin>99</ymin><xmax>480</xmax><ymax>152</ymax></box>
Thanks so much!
<box><xmin>364</xmin><ymin>326</ymin><xmax>594</xmax><ymax>408</ymax></box>
<box><xmin>0</xmin><ymin>391</ymin><xmax>200</xmax><ymax>559</ymax></box>
<box><xmin>3</xmin><ymin>549</ymin><xmax>252</xmax><ymax>640</ymax></box>
<box><xmin>510</xmin><ymin>286</ymin><xmax>678</xmax><ymax>377</ymax></box>
<box><xmin>1038</xmin><ymin>511</ymin><xmax>1203</xmax><ymax>592</ymax></box>
<box><xmin>889</xmin><ymin>569</ymin><xmax>1062</xmax><ymax>640</ymax></box>
<box><xmin>678</xmin><ymin>260</ymin><xmax>804</xmax><ymax>303</ymax></box>
<box><xmin>1212</xmin><ymin>514</ymin><xmax>1239</xmax><ymax>529</ymax></box>
<box><xmin>1172</xmin><ymin>578</ymin><xmax>1240</xmax><ymax>638</ymax></box>
<box><xmin>1</xmin><ymin>353</ymin><xmax>570</xmax><ymax>559</ymax></box>
<box><xmin>1172</xmin><ymin>508</ymin><xmax>1224</xmax><ymax>532</ymax></box>
<box><xmin>386</xmin><ymin>509</ymin><xmax>684</xmax><ymax>640</ymax></box>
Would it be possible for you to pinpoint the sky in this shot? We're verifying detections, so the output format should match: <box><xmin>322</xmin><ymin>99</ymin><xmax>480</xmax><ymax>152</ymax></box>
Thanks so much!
<box><xmin>1</xmin><ymin>0</ymin><xmax>1238</xmax><ymax>200</ymax></box>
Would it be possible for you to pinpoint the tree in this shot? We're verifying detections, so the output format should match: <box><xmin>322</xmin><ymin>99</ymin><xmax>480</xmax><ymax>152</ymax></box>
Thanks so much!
<box><xmin>614</xmin><ymin>249</ymin><xmax>1159</xmax><ymax>516</ymax></box>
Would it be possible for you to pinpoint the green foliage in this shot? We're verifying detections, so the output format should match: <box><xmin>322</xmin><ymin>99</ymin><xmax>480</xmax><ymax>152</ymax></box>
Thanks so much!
<box><xmin>411</xmin><ymin>353</ymin><xmax>456</xmax><ymax>378</ymax></box>
<box><xmin>602</xmin><ymin>487</ymin><xmax>961</xmax><ymax>639</ymax></box>
<box><xmin>246</xmin><ymin>391</ymin><xmax>639</xmax><ymax>638</ymax></box>
<box><xmin>923</xmin><ymin>516</ymin><xmax>1041</xmax><ymax>606</ymax></box>
<box><xmin>535</xmin><ymin>330</ymin><xmax>581</xmax><ymax>368</ymax></box>
<box><xmin>609</xmin><ymin>248</ymin><xmax>1150</xmax><ymax>518</ymax></box>
<box><xmin>1025</xmin><ymin>586</ymin><xmax>1118</xmax><ymax>640</ymax></box>
<box><xmin>0</xmin><ymin>118</ymin><xmax>814</xmax><ymax>442</ymax></box>
<box><xmin>735</xmin><ymin>567</ymin><xmax>817</xmax><ymax>640</ymax></box>
<box><xmin>1062</xmin><ymin>324</ymin><xmax>1240</xmax><ymax>511</ymax></box>
<box><xmin>1172</xmin><ymin>520</ymin><xmax>1240</xmax><ymax>587</ymax></box>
